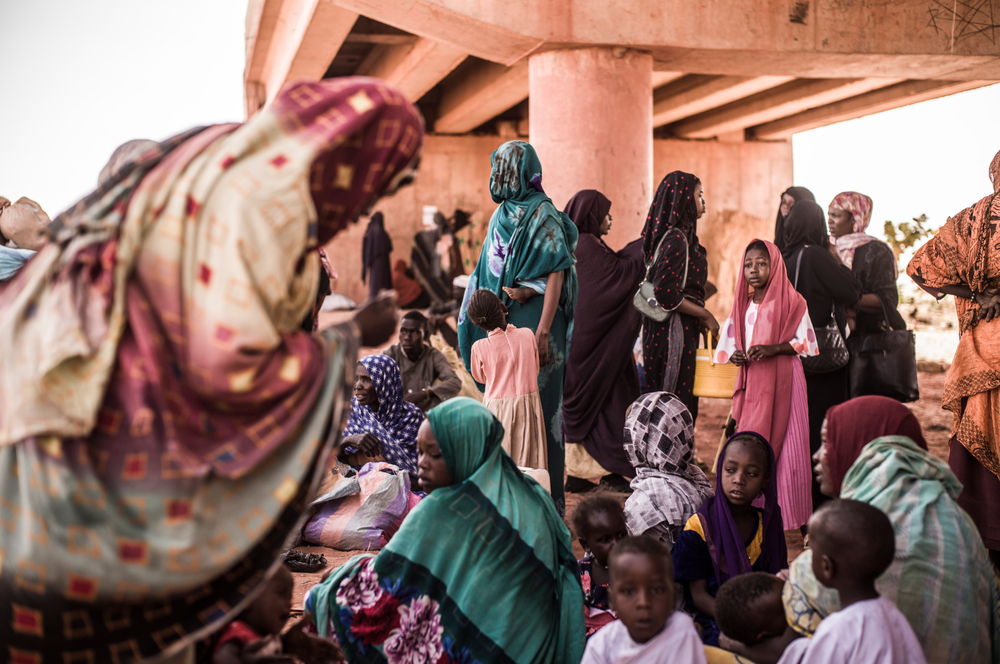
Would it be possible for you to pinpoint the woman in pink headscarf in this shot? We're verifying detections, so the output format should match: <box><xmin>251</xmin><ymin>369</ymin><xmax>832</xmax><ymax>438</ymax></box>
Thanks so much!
<box><xmin>714</xmin><ymin>239</ymin><xmax>818</xmax><ymax>530</ymax></box>
<box><xmin>827</xmin><ymin>191</ymin><xmax>906</xmax><ymax>334</ymax></box>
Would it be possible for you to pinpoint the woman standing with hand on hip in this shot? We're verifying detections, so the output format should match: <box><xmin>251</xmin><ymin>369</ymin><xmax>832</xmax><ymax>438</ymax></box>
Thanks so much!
<box><xmin>458</xmin><ymin>140</ymin><xmax>577</xmax><ymax>511</ymax></box>
<box><xmin>907</xmin><ymin>149</ymin><xmax>1000</xmax><ymax>569</ymax></box>
<box><xmin>640</xmin><ymin>171</ymin><xmax>718</xmax><ymax>421</ymax></box>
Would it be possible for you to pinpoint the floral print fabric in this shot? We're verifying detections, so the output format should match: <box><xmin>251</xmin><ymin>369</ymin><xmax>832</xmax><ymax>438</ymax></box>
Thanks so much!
<box><xmin>307</xmin><ymin>398</ymin><xmax>585</xmax><ymax>663</ymax></box>
<box><xmin>713</xmin><ymin>301</ymin><xmax>818</xmax><ymax>362</ymax></box>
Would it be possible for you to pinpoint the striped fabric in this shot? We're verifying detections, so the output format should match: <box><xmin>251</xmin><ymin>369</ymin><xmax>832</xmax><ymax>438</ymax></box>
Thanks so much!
<box><xmin>784</xmin><ymin>436</ymin><xmax>1000</xmax><ymax>664</ymax></box>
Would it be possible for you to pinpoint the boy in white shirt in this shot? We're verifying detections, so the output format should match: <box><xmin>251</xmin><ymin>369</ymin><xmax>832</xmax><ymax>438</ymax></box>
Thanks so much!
<box><xmin>778</xmin><ymin>499</ymin><xmax>926</xmax><ymax>664</ymax></box>
<box><xmin>582</xmin><ymin>536</ymin><xmax>707</xmax><ymax>664</ymax></box>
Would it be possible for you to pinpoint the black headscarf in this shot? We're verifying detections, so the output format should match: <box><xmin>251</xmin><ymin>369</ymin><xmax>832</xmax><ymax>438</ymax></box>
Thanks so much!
<box><xmin>563</xmin><ymin>189</ymin><xmax>612</xmax><ymax>237</ymax></box>
<box><xmin>780</xmin><ymin>200</ymin><xmax>828</xmax><ymax>259</ymax></box>
<box><xmin>642</xmin><ymin>171</ymin><xmax>701</xmax><ymax>260</ymax></box>
<box><xmin>774</xmin><ymin>186</ymin><xmax>816</xmax><ymax>251</ymax></box>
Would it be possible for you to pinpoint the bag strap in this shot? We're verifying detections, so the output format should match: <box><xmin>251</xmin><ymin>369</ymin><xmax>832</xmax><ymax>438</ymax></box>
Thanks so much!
<box><xmin>644</xmin><ymin>228</ymin><xmax>689</xmax><ymax>289</ymax></box>
<box><xmin>793</xmin><ymin>247</ymin><xmax>804</xmax><ymax>290</ymax></box>
<box><xmin>794</xmin><ymin>245</ymin><xmax>840</xmax><ymax>329</ymax></box>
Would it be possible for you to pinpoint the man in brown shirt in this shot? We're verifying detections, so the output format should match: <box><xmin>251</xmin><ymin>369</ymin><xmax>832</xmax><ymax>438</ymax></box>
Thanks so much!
<box><xmin>383</xmin><ymin>311</ymin><xmax>461</xmax><ymax>411</ymax></box>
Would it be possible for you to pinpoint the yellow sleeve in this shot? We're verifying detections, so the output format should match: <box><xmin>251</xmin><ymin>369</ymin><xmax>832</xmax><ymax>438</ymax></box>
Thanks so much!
<box><xmin>683</xmin><ymin>514</ymin><xmax>706</xmax><ymax>540</ymax></box>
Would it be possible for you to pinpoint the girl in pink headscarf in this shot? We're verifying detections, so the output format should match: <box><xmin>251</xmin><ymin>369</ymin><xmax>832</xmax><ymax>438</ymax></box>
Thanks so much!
<box><xmin>828</xmin><ymin>191</ymin><xmax>906</xmax><ymax>334</ymax></box>
<box><xmin>714</xmin><ymin>239</ymin><xmax>818</xmax><ymax>529</ymax></box>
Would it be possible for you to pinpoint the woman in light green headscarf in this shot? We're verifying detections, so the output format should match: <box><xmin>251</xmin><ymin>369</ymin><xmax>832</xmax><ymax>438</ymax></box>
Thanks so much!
<box><xmin>305</xmin><ymin>397</ymin><xmax>585</xmax><ymax>663</ymax></box>
<box><xmin>457</xmin><ymin>140</ymin><xmax>578</xmax><ymax>512</ymax></box>
<box><xmin>783</xmin><ymin>397</ymin><xmax>1000</xmax><ymax>664</ymax></box>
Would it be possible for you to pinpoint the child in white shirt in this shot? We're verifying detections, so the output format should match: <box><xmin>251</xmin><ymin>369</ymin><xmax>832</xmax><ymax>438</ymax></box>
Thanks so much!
<box><xmin>778</xmin><ymin>499</ymin><xmax>926</xmax><ymax>664</ymax></box>
<box><xmin>582</xmin><ymin>536</ymin><xmax>707</xmax><ymax>664</ymax></box>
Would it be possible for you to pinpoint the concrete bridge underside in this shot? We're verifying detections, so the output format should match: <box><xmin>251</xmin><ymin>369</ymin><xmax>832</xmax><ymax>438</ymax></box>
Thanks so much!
<box><xmin>244</xmin><ymin>0</ymin><xmax>1000</xmax><ymax>309</ymax></box>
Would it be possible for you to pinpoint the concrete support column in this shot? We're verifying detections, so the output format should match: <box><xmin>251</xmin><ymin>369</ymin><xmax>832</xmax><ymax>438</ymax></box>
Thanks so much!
<box><xmin>529</xmin><ymin>48</ymin><xmax>653</xmax><ymax>249</ymax></box>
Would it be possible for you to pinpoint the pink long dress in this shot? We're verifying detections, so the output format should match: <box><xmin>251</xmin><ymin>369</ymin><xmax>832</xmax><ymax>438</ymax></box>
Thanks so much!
<box><xmin>471</xmin><ymin>324</ymin><xmax>548</xmax><ymax>469</ymax></box>
<box><xmin>715</xmin><ymin>302</ymin><xmax>817</xmax><ymax>529</ymax></box>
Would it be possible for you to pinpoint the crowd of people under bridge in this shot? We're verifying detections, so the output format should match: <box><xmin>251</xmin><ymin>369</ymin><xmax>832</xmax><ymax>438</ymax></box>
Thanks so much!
<box><xmin>1</xmin><ymin>78</ymin><xmax>999</xmax><ymax>664</ymax></box>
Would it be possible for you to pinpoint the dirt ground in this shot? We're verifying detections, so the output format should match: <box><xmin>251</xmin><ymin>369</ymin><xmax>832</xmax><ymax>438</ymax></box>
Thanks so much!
<box><xmin>287</xmin><ymin>369</ymin><xmax>952</xmax><ymax>618</ymax></box>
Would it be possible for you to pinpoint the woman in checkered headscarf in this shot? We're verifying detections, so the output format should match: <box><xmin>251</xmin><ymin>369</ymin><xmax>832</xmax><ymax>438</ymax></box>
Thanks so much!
<box><xmin>622</xmin><ymin>391</ymin><xmax>712</xmax><ymax>547</ymax></box>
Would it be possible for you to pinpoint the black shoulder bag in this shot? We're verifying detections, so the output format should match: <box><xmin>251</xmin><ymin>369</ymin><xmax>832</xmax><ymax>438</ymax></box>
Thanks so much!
<box><xmin>847</xmin><ymin>297</ymin><xmax>919</xmax><ymax>402</ymax></box>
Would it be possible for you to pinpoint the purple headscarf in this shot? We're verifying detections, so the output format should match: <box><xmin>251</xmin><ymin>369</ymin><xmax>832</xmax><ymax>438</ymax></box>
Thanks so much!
<box><xmin>697</xmin><ymin>431</ymin><xmax>787</xmax><ymax>582</ymax></box>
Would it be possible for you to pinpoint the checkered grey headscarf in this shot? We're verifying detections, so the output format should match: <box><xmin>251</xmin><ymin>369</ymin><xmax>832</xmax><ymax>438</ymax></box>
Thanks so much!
<box><xmin>623</xmin><ymin>392</ymin><xmax>713</xmax><ymax>539</ymax></box>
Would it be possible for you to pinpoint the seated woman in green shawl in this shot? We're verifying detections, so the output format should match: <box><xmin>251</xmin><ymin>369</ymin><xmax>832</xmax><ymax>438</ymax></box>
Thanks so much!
<box><xmin>457</xmin><ymin>140</ymin><xmax>578</xmax><ymax>513</ymax></box>
<box><xmin>782</xmin><ymin>396</ymin><xmax>999</xmax><ymax>664</ymax></box>
<box><xmin>304</xmin><ymin>397</ymin><xmax>585</xmax><ymax>663</ymax></box>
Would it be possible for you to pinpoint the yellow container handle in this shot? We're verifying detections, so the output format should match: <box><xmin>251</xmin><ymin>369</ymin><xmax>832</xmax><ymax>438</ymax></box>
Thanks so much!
<box><xmin>700</xmin><ymin>331</ymin><xmax>718</xmax><ymax>366</ymax></box>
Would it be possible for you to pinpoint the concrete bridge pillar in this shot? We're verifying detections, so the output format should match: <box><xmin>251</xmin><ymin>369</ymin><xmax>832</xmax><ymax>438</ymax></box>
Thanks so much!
<box><xmin>528</xmin><ymin>47</ymin><xmax>653</xmax><ymax>249</ymax></box>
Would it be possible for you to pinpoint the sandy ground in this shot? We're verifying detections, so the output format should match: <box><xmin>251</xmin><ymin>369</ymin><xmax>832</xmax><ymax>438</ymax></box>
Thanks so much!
<box><xmin>286</xmin><ymin>369</ymin><xmax>952</xmax><ymax>619</ymax></box>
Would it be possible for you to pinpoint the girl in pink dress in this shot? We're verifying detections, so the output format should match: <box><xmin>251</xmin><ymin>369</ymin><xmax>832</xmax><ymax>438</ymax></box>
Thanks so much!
<box><xmin>466</xmin><ymin>289</ymin><xmax>548</xmax><ymax>470</ymax></box>
<box><xmin>714</xmin><ymin>239</ymin><xmax>818</xmax><ymax>530</ymax></box>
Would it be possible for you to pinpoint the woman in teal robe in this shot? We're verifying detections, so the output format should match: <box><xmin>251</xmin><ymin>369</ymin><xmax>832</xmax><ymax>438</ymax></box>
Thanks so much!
<box><xmin>305</xmin><ymin>397</ymin><xmax>585</xmax><ymax>663</ymax></box>
<box><xmin>457</xmin><ymin>141</ymin><xmax>578</xmax><ymax>511</ymax></box>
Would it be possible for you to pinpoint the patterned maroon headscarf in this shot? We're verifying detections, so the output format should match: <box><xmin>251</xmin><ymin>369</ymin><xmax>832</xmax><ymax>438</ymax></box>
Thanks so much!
<box><xmin>271</xmin><ymin>79</ymin><xmax>423</xmax><ymax>244</ymax></box>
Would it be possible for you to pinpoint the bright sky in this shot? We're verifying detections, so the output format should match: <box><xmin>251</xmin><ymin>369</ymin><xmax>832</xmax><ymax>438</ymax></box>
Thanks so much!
<box><xmin>0</xmin><ymin>1</ymin><xmax>247</xmax><ymax>213</ymax></box>
<box><xmin>2</xmin><ymin>1</ymin><xmax>998</xmax><ymax>232</ymax></box>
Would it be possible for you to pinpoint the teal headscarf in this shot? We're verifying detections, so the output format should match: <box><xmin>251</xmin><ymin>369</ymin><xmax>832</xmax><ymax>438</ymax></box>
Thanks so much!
<box><xmin>458</xmin><ymin>141</ymin><xmax>578</xmax><ymax>373</ymax></box>
<box><xmin>307</xmin><ymin>398</ymin><xmax>585</xmax><ymax>663</ymax></box>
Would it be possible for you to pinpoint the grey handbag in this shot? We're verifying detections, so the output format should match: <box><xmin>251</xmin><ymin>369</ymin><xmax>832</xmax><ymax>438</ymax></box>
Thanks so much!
<box><xmin>793</xmin><ymin>247</ymin><xmax>849</xmax><ymax>374</ymax></box>
<box><xmin>633</xmin><ymin>229</ymin><xmax>688</xmax><ymax>322</ymax></box>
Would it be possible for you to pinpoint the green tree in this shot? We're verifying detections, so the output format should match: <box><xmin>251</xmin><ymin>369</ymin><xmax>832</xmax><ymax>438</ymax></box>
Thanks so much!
<box><xmin>883</xmin><ymin>213</ymin><xmax>932</xmax><ymax>263</ymax></box>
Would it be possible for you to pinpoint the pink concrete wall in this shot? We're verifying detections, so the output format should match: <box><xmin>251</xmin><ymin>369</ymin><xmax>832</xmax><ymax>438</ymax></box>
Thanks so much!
<box><xmin>529</xmin><ymin>48</ymin><xmax>653</xmax><ymax>249</ymax></box>
<box><xmin>323</xmin><ymin>134</ymin><xmax>503</xmax><ymax>305</ymax></box>
<box><xmin>653</xmin><ymin>139</ymin><xmax>793</xmax><ymax>317</ymax></box>
<box><xmin>324</xmin><ymin>133</ymin><xmax>791</xmax><ymax>317</ymax></box>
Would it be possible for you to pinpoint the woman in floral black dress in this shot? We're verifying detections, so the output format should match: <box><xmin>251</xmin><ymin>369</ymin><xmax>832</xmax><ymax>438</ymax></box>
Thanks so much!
<box><xmin>640</xmin><ymin>171</ymin><xmax>718</xmax><ymax>421</ymax></box>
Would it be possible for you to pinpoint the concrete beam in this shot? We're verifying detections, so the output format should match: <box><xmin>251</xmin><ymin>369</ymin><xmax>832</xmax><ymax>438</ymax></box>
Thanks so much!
<box><xmin>435</xmin><ymin>61</ymin><xmax>529</xmax><ymax>133</ymax></box>
<box><xmin>343</xmin><ymin>32</ymin><xmax>416</xmax><ymax>45</ymax></box>
<box><xmin>673</xmin><ymin>77</ymin><xmax>902</xmax><ymax>138</ymax></box>
<box><xmin>750</xmin><ymin>79</ymin><xmax>995</xmax><ymax>140</ymax></box>
<box><xmin>651</xmin><ymin>50</ymin><xmax>1000</xmax><ymax>82</ymax></box>
<box><xmin>332</xmin><ymin>0</ymin><xmax>542</xmax><ymax>66</ymax></box>
<box><xmin>652</xmin><ymin>75</ymin><xmax>793</xmax><ymax>127</ymax></box>
<box><xmin>364</xmin><ymin>37</ymin><xmax>467</xmax><ymax>102</ymax></box>
<box><xmin>256</xmin><ymin>0</ymin><xmax>359</xmax><ymax>106</ymax></box>
<box><xmin>244</xmin><ymin>0</ymin><xmax>287</xmax><ymax>115</ymax></box>
<box><xmin>651</xmin><ymin>70</ymin><xmax>684</xmax><ymax>88</ymax></box>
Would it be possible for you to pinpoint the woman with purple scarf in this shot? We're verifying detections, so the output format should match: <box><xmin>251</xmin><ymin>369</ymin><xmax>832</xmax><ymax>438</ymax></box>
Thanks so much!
<box><xmin>672</xmin><ymin>432</ymin><xmax>788</xmax><ymax>645</ymax></box>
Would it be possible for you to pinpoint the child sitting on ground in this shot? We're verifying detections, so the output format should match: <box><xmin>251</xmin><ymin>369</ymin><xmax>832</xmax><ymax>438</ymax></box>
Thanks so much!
<box><xmin>211</xmin><ymin>565</ymin><xmax>342</xmax><ymax>663</ymax></box>
<box><xmin>583</xmin><ymin>535</ymin><xmax>707</xmax><ymax>663</ymax></box>
<box><xmin>673</xmin><ymin>433</ymin><xmax>787</xmax><ymax>646</ymax></box>
<box><xmin>776</xmin><ymin>499</ymin><xmax>926</xmax><ymax>664</ymax></box>
<box><xmin>466</xmin><ymin>289</ymin><xmax>547</xmax><ymax>470</ymax></box>
<box><xmin>573</xmin><ymin>494</ymin><xmax>629</xmax><ymax>637</ymax></box>
<box><xmin>715</xmin><ymin>572</ymin><xmax>790</xmax><ymax>653</ymax></box>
